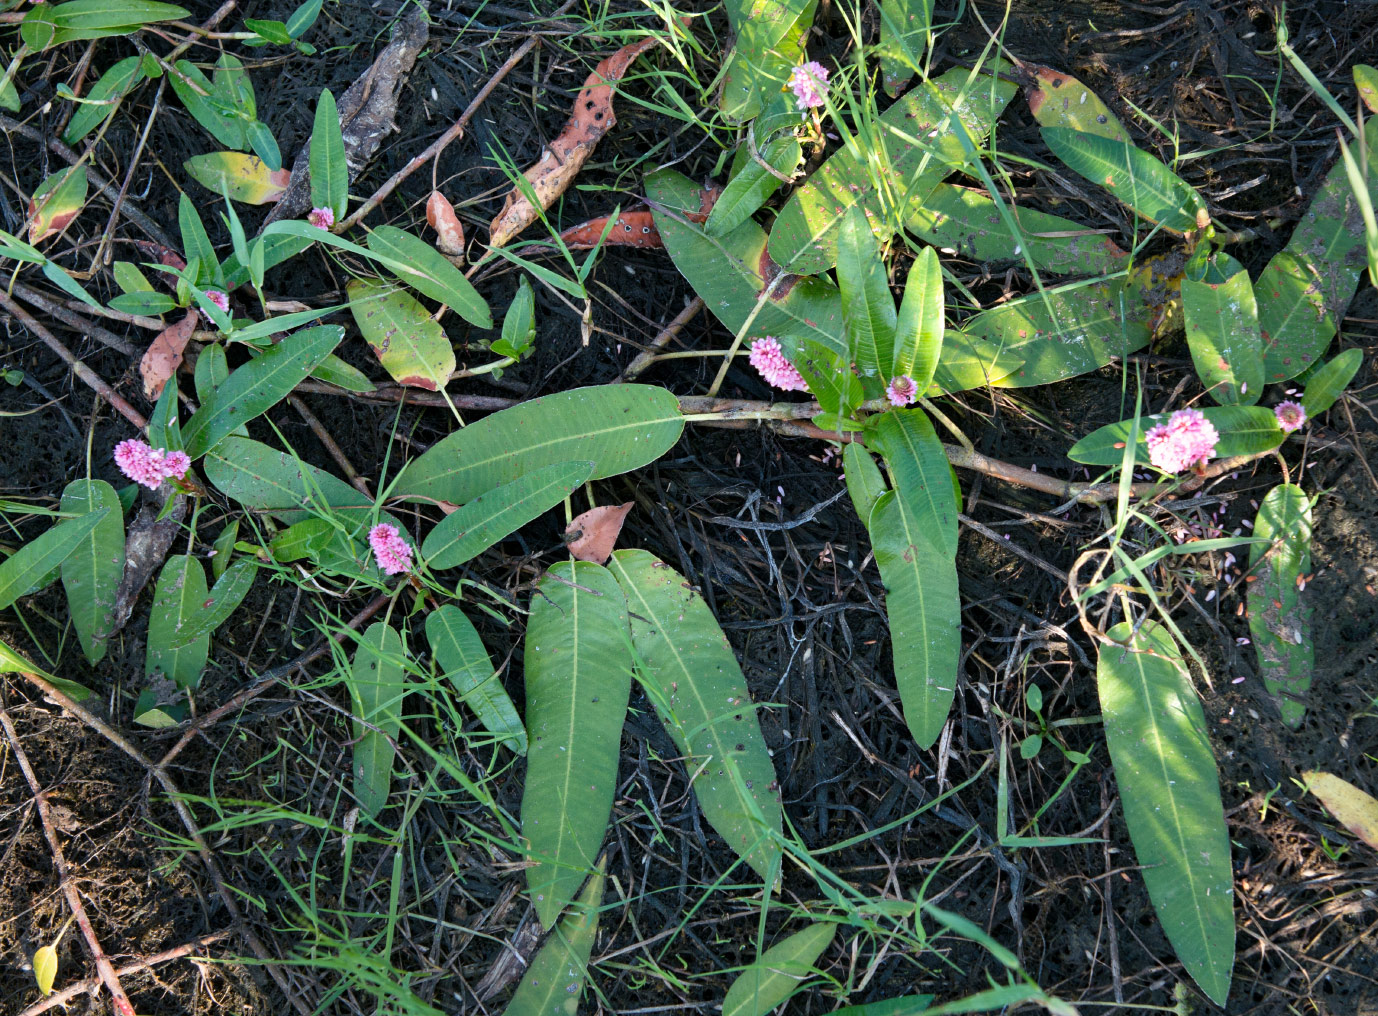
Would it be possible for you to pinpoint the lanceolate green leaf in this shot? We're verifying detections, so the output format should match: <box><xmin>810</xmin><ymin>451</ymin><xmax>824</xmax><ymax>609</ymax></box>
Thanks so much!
<box><xmin>309</xmin><ymin>88</ymin><xmax>347</xmax><ymax>219</ymax></box>
<box><xmin>502</xmin><ymin>861</ymin><xmax>605</xmax><ymax>1016</ymax></box>
<box><xmin>347</xmin><ymin>279</ymin><xmax>454</xmax><ymax>391</ymax></box>
<box><xmin>426</xmin><ymin>605</ymin><xmax>526</xmax><ymax>753</ymax></box>
<box><xmin>0</xmin><ymin>509</ymin><xmax>109</xmax><ymax>612</ymax></box>
<box><xmin>769</xmin><ymin>66</ymin><xmax>1017</xmax><ymax>275</ymax></box>
<box><xmin>1182</xmin><ymin>261</ymin><xmax>1263</xmax><ymax>405</ymax></box>
<box><xmin>422</xmin><ymin>460</ymin><xmax>594</xmax><ymax>569</ymax></box>
<box><xmin>707</xmin><ymin>100</ymin><xmax>803</xmax><ymax>237</ymax></box>
<box><xmin>367</xmin><ymin>225</ymin><xmax>492</xmax><ymax>329</ymax></box>
<box><xmin>930</xmin><ymin>329</ymin><xmax>1022</xmax><ymax>393</ymax></box>
<box><xmin>1068</xmin><ymin>405</ymin><xmax>1283</xmax><ymax>466</ymax></box>
<box><xmin>178</xmin><ymin>193</ymin><xmax>218</xmax><ymax>287</ymax></box>
<box><xmin>723</xmin><ymin>923</ymin><xmax>837</xmax><ymax>1016</ymax></box>
<box><xmin>395</xmin><ymin>385</ymin><xmax>684</xmax><ymax>506</ymax></box>
<box><xmin>609</xmin><ymin>549</ymin><xmax>783</xmax><ymax>879</ymax></box>
<box><xmin>182</xmin><ymin>325</ymin><xmax>343</xmax><ymax>457</ymax></box>
<box><xmin>838</xmin><ymin>207</ymin><xmax>897</xmax><ymax>398</ymax></box>
<box><xmin>58</xmin><ymin>479</ymin><xmax>123</xmax><ymax>664</ymax></box>
<box><xmin>793</xmin><ymin>341</ymin><xmax>862</xmax><ymax>416</ymax></box>
<box><xmin>162</xmin><ymin>557</ymin><xmax>257</xmax><ymax>649</ymax></box>
<box><xmin>1041</xmin><ymin>127</ymin><xmax>1207</xmax><ymax>234</ymax></box>
<box><xmin>1301</xmin><ymin>347</ymin><xmax>1363</xmax><ymax>416</ymax></box>
<box><xmin>867</xmin><ymin>491</ymin><xmax>960</xmax><ymax>749</ymax></box>
<box><xmin>719</xmin><ymin>0</ymin><xmax>816</xmax><ymax>122</ymax></box>
<box><xmin>843</xmin><ymin>442</ymin><xmax>888</xmax><ymax>526</ymax></box>
<box><xmin>522</xmin><ymin>562</ymin><xmax>631</xmax><ymax>929</ymax></box>
<box><xmin>877</xmin><ymin>0</ymin><xmax>932</xmax><ymax>97</ymax></box>
<box><xmin>169</xmin><ymin>60</ymin><xmax>245</xmax><ymax>149</ymax></box>
<box><xmin>872</xmin><ymin>409</ymin><xmax>957</xmax><ymax>556</ymax></box>
<box><xmin>1248</xmin><ymin>485</ymin><xmax>1313</xmax><ymax>728</ymax></box>
<box><xmin>62</xmin><ymin>55</ymin><xmax>143</xmax><ymax>145</ymax></box>
<box><xmin>830</xmin><ymin>995</ymin><xmax>935</xmax><ymax>1016</ymax></box>
<box><xmin>349</xmin><ymin>622</ymin><xmax>405</xmax><ymax>820</ymax></box>
<box><xmin>145</xmin><ymin>554</ymin><xmax>209</xmax><ymax>690</ymax></box>
<box><xmin>893</xmin><ymin>247</ymin><xmax>943</xmax><ymax>389</ymax></box>
<box><xmin>904</xmin><ymin>183</ymin><xmax>1130</xmax><ymax>276</ymax></box>
<box><xmin>1097</xmin><ymin>621</ymin><xmax>1234</xmax><ymax>1006</ymax></box>
<box><xmin>203</xmin><ymin>435</ymin><xmax>379</xmax><ymax>532</ymax></box>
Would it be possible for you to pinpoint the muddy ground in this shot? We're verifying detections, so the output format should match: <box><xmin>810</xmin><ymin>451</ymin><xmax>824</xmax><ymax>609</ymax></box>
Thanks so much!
<box><xmin>2</xmin><ymin>0</ymin><xmax>1377</xmax><ymax>1014</ymax></box>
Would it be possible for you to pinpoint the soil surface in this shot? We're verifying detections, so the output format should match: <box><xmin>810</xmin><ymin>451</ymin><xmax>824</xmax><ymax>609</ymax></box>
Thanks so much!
<box><xmin>2</xmin><ymin>1</ymin><xmax>1377</xmax><ymax>1015</ymax></box>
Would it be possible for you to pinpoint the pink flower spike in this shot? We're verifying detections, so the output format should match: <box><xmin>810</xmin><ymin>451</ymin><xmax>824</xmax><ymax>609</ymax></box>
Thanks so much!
<box><xmin>162</xmin><ymin>449</ymin><xmax>191</xmax><ymax>481</ymax></box>
<box><xmin>886</xmin><ymin>375</ymin><xmax>918</xmax><ymax>407</ymax></box>
<box><xmin>308</xmin><ymin>206</ymin><xmax>335</xmax><ymax>230</ymax></box>
<box><xmin>114</xmin><ymin>439</ymin><xmax>165</xmax><ymax>490</ymax></box>
<box><xmin>788</xmin><ymin>61</ymin><xmax>830</xmax><ymax>110</ymax></box>
<box><xmin>206</xmin><ymin>290</ymin><xmax>230</xmax><ymax>314</ymax></box>
<box><xmin>369</xmin><ymin>523</ymin><xmax>414</xmax><ymax>576</ymax></box>
<box><xmin>748</xmin><ymin>337</ymin><xmax>809</xmax><ymax>392</ymax></box>
<box><xmin>1144</xmin><ymin>407</ymin><xmax>1220</xmax><ymax>474</ymax></box>
<box><xmin>1274</xmin><ymin>400</ymin><xmax>1307</xmax><ymax>433</ymax></box>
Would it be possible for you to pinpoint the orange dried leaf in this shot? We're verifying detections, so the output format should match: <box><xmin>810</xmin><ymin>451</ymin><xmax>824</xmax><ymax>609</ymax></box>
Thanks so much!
<box><xmin>427</xmin><ymin>190</ymin><xmax>466</xmax><ymax>257</ymax></box>
<box><xmin>140</xmin><ymin>311</ymin><xmax>200</xmax><ymax>398</ymax></box>
<box><xmin>559</xmin><ymin>189</ymin><xmax>719</xmax><ymax>249</ymax></box>
<box><xmin>489</xmin><ymin>35</ymin><xmax>659</xmax><ymax>247</ymax></box>
<box><xmin>565</xmin><ymin>502</ymin><xmax>634</xmax><ymax>564</ymax></box>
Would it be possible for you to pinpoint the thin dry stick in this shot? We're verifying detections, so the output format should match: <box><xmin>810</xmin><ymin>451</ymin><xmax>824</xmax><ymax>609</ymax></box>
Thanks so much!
<box><xmin>11</xmin><ymin>282</ymin><xmax>139</xmax><ymax>356</ymax></box>
<box><xmin>339</xmin><ymin>2</ymin><xmax>576</xmax><ymax>232</ymax></box>
<box><xmin>620</xmin><ymin>296</ymin><xmax>704</xmax><ymax>381</ymax></box>
<box><xmin>0</xmin><ymin>291</ymin><xmax>147</xmax><ymax>429</ymax></box>
<box><xmin>91</xmin><ymin>78</ymin><xmax>167</xmax><ymax>269</ymax></box>
<box><xmin>17</xmin><ymin>930</ymin><xmax>232</xmax><ymax>1016</ymax></box>
<box><xmin>0</xmin><ymin>708</ymin><xmax>137</xmax><ymax>1016</ymax></box>
<box><xmin>288</xmin><ymin>394</ymin><xmax>371</xmax><ymax>495</ymax></box>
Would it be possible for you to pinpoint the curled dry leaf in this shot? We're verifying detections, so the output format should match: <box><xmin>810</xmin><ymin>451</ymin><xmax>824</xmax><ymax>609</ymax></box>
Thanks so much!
<box><xmin>559</xmin><ymin>189</ymin><xmax>719</xmax><ymax>249</ymax></box>
<box><xmin>140</xmin><ymin>310</ymin><xmax>200</xmax><ymax>398</ymax></box>
<box><xmin>427</xmin><ymin>190</ymin><xmax>466</xmax><ymax>257</ymax></box>
<box><xmin>565</xmin><ymin>502</ymin><xmax>634</xmax><ymax>564</ymax></box>
<box><xmin>489</xmin><ymin>35</ymin><xmax>660</xmax><ymax>247</ymax></box>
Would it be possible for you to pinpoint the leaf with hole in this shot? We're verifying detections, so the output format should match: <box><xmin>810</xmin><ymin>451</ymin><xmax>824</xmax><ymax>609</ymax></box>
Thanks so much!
<box><xmin>1068</xmin><ymin>405</ymin><xmax>1283</xmax><ymax>466</ymax></box>
<box><xmin>1248</xmin><ymin>484</ymin><xmax>1312</xmax><ymax>728</ymax></box>
<box><xmin>58</xmin><ymin>479</ymin><xmax>124</xmax><ymax>665</ymax></box>
<box><xmin>182</xmin><ymin>325</ymin><xmax>343</xmax><ymax>457</ymax></box>
<box><xmin>184</xmin><ymin>152</ymin><xmax>290</xmax><ymax>205</ymax></box>
<box><xmin>502</xmin><ymin>860</ymin><xmax>605</xmax><ymax>1016</ymax></box>
<box><xmin>1097</xmin><ymin>621</ymin><xmax>1234</xmax><ymax>1006</ymax></box>
<box><xmin>1024</xmin><ymin>64</ymin><xmax>1127</xmax><ymax>141</ymax></box>
<box><xmin>522</xmin><ymin>562</ymin><xmax>631</xmax><ymax>929</ymax></box>
<box><xmin>349</xmin><ymin>622</ymin><xmax>405</xmax><ymax>819</ymax></box>
<box><xmin>347</xmin><ymin>279</ymin><xmax>454</xmax><ymax>391</ymax></box>
<box><xmin>1303</xmin><ymin>771</ymin><xmax>1378</xmax><ymax>851</ymax></box>
<box><xmin>1301</xmin><ymin>347</ymin><xmax>1362</xmax><ymax>416</ymax></box>
<box><xmin>426</xmin><ymin>605</ymin><xmax>525</xmax><ymax>753</ymax></box>
<box><xmin>396</xmin><ymin>384</ymin><xmax>684</xmax><ymax>506</ymax></box>
<box><xmin>27</xmin><ymin>166</ymin><xmax>87</xmax><ymax>244</ymax></box>
<box><xmin>610</xmin><ymin>549</ymin><xmax>783</xmax><ymax>879</ymax></box>
<box><xmin>62</xmin><ymin>55</ymin><xmax>144</xmax><ymax>144</ymax></box>
<box><xmin>422</xmin><ymin>460</ymin><xmax>593</xmax><ymax>569</ymax></box>
<box><xmin>723</xmin><ymin>923</ymin><xmax>836</xmax><ymax>1016</ymax></box>
<box><xmin>877</xmin><ymin>0</ymin><xmax>932</xmax><ymax>97</ymax></box>
<box><xmin>145</xmin><ymin>554</ymin><xmax>209</xmax><ymax>690</ymax></box>
<box><xmin>0</xmin><ymin>508</ymin><xmax>109</xmax><ymax>612</ymax></box>
<box><xmin>367</xmin><ymin>225</ymin><xmax>491</xmax><ymax>329</ymax></box>
<box><xmin>1182</xmin><ymin>256</ymin><xmax>1263</xmax><ymax>405</ymax></box>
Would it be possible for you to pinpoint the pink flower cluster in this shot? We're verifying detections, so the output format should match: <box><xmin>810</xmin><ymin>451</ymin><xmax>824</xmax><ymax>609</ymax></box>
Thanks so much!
<box><xmin>369</xmin><ymin>523</ymin><xmax>414</xmax><ymax>575</ymax></box>
<box><xmin>788</xmin><ymin>61</ymin><xmax>829</xmax><ymax>110</ymax></box>
<box><xmin>1274</xmin><ymin>400</ymin><xmax>1307</xmax><ymax>433</ymax></box>
<box><xmin>748</xmin><ymin>337</ymin><xmax>809</xmax><ymax>392</ymax></box>
<box><xmin>1145</xmin><ymin>408</ymin><xmax>1219</xmax><ymax>474</ymax></box>
<box><xmin>205</xmin><ymin>290</ymin><xmax>230</xmax><ymax>314</ymax></box>
<box><xmin>308</xmin><ymin>206</ymin><xmax>335</xmax><ymax>230</ymax></box>
<box><xmin>114</xmin><ymin>439</ymin><xmax>191</xmax><ymax>490</ymax></box>
<box><xmin>886</xmin><ymin>375</ymin><xmax>918</xmax><ymax>407</ymax></box>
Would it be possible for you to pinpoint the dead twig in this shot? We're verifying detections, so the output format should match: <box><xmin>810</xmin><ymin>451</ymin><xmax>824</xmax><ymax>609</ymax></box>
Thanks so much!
<box><xmin>619</xmin><ymin>296</ymin><xmax>704</xmax><ymax>381</ymax></box>
<box><xmin>10</xmin><ymin>282</ymin><xmax>139</xmax><ymax>356</ymax></box>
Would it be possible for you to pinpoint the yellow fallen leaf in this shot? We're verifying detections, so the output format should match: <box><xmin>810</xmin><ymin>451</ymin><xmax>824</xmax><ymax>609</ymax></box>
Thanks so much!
<box><xmin>33</xmin><ymin>943</ymin><xmax>57</xmax><ymax>995</ymax></box>
<box><xmin>1303</xmin><ymin>770</ymin><xmax>1378</xmax><ymax>851</ymax></box>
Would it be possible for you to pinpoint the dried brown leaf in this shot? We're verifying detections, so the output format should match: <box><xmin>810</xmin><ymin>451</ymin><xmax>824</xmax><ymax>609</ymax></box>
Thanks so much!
<box><xmin>427</xmin><ymin>190</ymin><xmax>466</xmax><ymax>257</ymax></box>
<box><xmin>565</xmin><ymin>502</ymin><xmax>634</xmax><ymax>564</ymax></box>
<box><xmin>140</xmin><ymin>310</ymin><xmax>200</xmax><ymax>398</ymax></box>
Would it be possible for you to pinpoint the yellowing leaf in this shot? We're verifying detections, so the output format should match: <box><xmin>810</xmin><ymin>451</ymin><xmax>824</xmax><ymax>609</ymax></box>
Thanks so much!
<box><xmin>184</xmin><ymin>152</ymin><xmax>290</xmax><ymax>204</ymax></box>
<box><xmin>33</xmin><ymin>944</ymin><xmax>57</xmax><ymax>995</ymax></box>
<box><xmin>347</xmin><ymin>278</ymin><xmax>454</xmax><ymax>390</ymax></box>
<box><xmin>1303</xmin><ymin>771</ymin><xmax>1378</xmax><ymax>851</ymax></box>
<box><xmin>27</xmin><ymin>166</ymin><xmax>87</xmax><ymax>243</ymax></box>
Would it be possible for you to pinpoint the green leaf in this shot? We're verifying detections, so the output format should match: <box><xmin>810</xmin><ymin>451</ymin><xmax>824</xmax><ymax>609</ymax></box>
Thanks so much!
<box><xmin>867</xmin><ymin>492</ymin><xmax>960</xmax><ymax>748</ymax></box>
<box><xmin>723</xmin><ymin>923</ymin><xmax>837</xmax><ymax>1016</ymax></box>
<box><xmin>210</xmin><ymin>520</ymin><xmax>237</xmax><ymax>580</ymax></box>
<box><xmin>184</xmin><ymin>151</ymin><xmax>289</xmax><ymax>204</ymax></box>
<box><xmin>1248</xmin><ymin>484</ymin><xmax>1313</xmax><ymax>728</ymax></box>
<box><xmin>310</xmin><ymin>353</ymin><xmax>375</xmax><ymax>393</ymax></box>
<box><xmin>719</xmin><ymin>0</ymin><xmax>816</xmax><ymax>122</ymax></box>
<box><xmin>1068</xmin><ymin>405</ymin><xmax>1283</xmax><ymax>466</ymax></box>
<box><xmin>792</xmin><ymin>340</ymin><xmax>862</xmax><ymax>416</ymax></box>
<box><xmin>1301</xmin><ymin>347</ymin><xmax>1362</xmax><ymax>416</ymax></box>
<box><xmin>838</xmin><ymin>206</ymin><xmax>897</xmax><ymax>398</ymax></box>
<box><xmin>396</xmin><ymin>384</ymin><xmax>684</xmax><ymax>506</ymax></box>
<box><xmin>706</xmin><ymin>98</ymin><xmax>803</xmax><ymax>236</ymax></box>
<box><xmin>132</xmin><ymin>688</ymin><xmax>187</xmax><ymax>727</ymax></box>
<box><xmin>178</xmin><ymin>193</ymin><xmax>219</xmax><ymax>288</ymax></box>
<box><xmin>904</xmin><ymin>183</ymin><xmax>1130</xmax><ymax>276</ymax></box>
<box><xmin>58</xmin><ymin>479</ymin><xmax>124</xmax><ymax>664</ymax></box>
<box><xmin>22</xmin><ymin>0</ymin><xmax>187</xmax><ymax>47</ymax></box>
<box><xmin>930</xmin><ymin>330</ymin><xmax>1023</xmax><ymax>394</ymax></box>
<box><xmin>877</xmin><ymin>0</ymin><xmax>933</xmax><ymax>97</ymax></box>
<box><xmin>966</xmin><ymin>278</ymin><xmax>1153</xmax><ymax>388</ymax></box>
<box><xmin>145</xmin><ymin>554</ymin><xmax>210</xmax><ymax>690</ymax></box>
<box><xmin>221</xmin><ymin>231</ymin><xmax>314</xmax><ymax>288</ymax></box>
<box><xmin>162</xmin><ymin>557</ymin><xmax>257</xmax><ymax>649</ymax></box>
<box><xmin>109</xmin><ymin>291</ymin><xmax>176</xmax><ymax>316</ymax></box>
<box><xmin>422</xmin><ymin>461</ymin><xmax>593</xmax><ymax>570</ymax></box>
<box><xmin>348</xmin><ymin>623</ymin><xmax>405</xmax><ymax>819</ymax></box>
<box><xmin>286</xmin><ymin>0</ymin><xmax>321</xmax><ymax>37</ymax></box>
<box><xmin>268</xmin><ymin>518</ymin><xmax>333</xmax><ymax>561</ymax></box>
<box><xmin>1182</xmin><ymin>258</ymin><xmax>1263</xmax><ymax>405</ymax></box>
<box><xmin>203</xmin><ymin>435</ymin><xmax>376</xmax><ymax>530</ymax></box>
<box><xmin>367</xmin><ymin>225</ymin><xmax>492</xmax><ymax>329</ymax></box>
<box><xmin>892</xmin><ymin>246</ymin><xmax>943</xmax><ymax>389</ymax></box>
<box><xmin>1097</xmin><ymin>621</ymin><xmax>1234</xmax><ymax>1006</ymax></box>
<box><xmin>491</xmin><ymin>276</ymin><xmax>535</xmax><ymax>359</ymax></box>
<box><xmin>830</xmin><ymin>994</ymin><xmax>935</xmax><ymax>1016</ymax></box>
<box><xmin>522</xmin><ymin>562</ymin><xmax>631</xmax><ymax>929</ymax></box>
<box><xmin>426</xmin><ymin>605</ymin><xmax>526</xmax><ymax>753</ymax></box>
<box><xmin>1357</xmin><ymin>64</ymin><xmax>1378</xmax><ymax>114</ymax></box>
<box><xmin>28</xmin><ymin>165</ymin><xmax>87</xmax><ymax>244</ymax></box>
<box><xmin>1024</xmin><ymin>64</ymin><xmax>1128</xmax><ymax>141</ymax></box>
<box><xmin>244</xmin><ymin>16</ymin><xmax>290</xmax><ymax>43</ymax></box>
<box><xmin>609</xmin><ymin>549</ymin><xmax>783</xmax><ymax>879</ymax></box>
<box><xmin>113</xmin><ymin>259</ymin><xmax>153</xmax><ymax>294</ymax></box>
<box><xmin>843</xmin><ymin>442</ymin><xmax>888</xmax><ymax>526</ymax></box>
<box><xmin>1257</xmin><ymin>131</ymin><xmax>1378</xmax><ymax>381</ymax></box>
<box><xmin>1041</xmin><ymin>127</ymin><xmax>1207</xmax><ymax>234</ymax></box>
<box><xmin>0</xmin><ymin>509</ymin><xmax>109</xmax><ymax>611</ymax></box>
<box><xmin>169</xmin><ymin>61</ymin><xmax>245</xmax><ymax>149</ymax></box>
<box><xmin>502</xmin><ymin>861</ymin><xmax>605</xmax><ymax>1016</ymax></box>
<box><xmin>768</xmin><ymin>66</ymin><xmax>1017</xmax><ymax>275</ymax></box>
<box><xmin>62</xmin><ymin>55</ymin><xmax>142</xmax><ymax>144</ymax></box>
<box><xmin>872</xmin><ymin>408</ymin><xmax>957</xmax><ymax>556</ymax></box>
<box><xmin>246</xmin><ymin>119</ymin><xmax>280</xmax><ymax>171</ymax></box>
<box><xmin>307</xmin><ymin>90</ymin><xmax>346</xmax><ymax>216</ymax></box>
<box><xmin>347</xmin><ymin>279</ymin><xmax>454</xmax><ymax>391</ymax></box>
<box><xmin>182</xmin><ymin>325</ymin><xmax>343</xmax><ymax>457</ymax></box>
<box><xmin>32</xmin><ymin>944</ymin><xmax>57</xmax><ymax>996</ymax></box>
